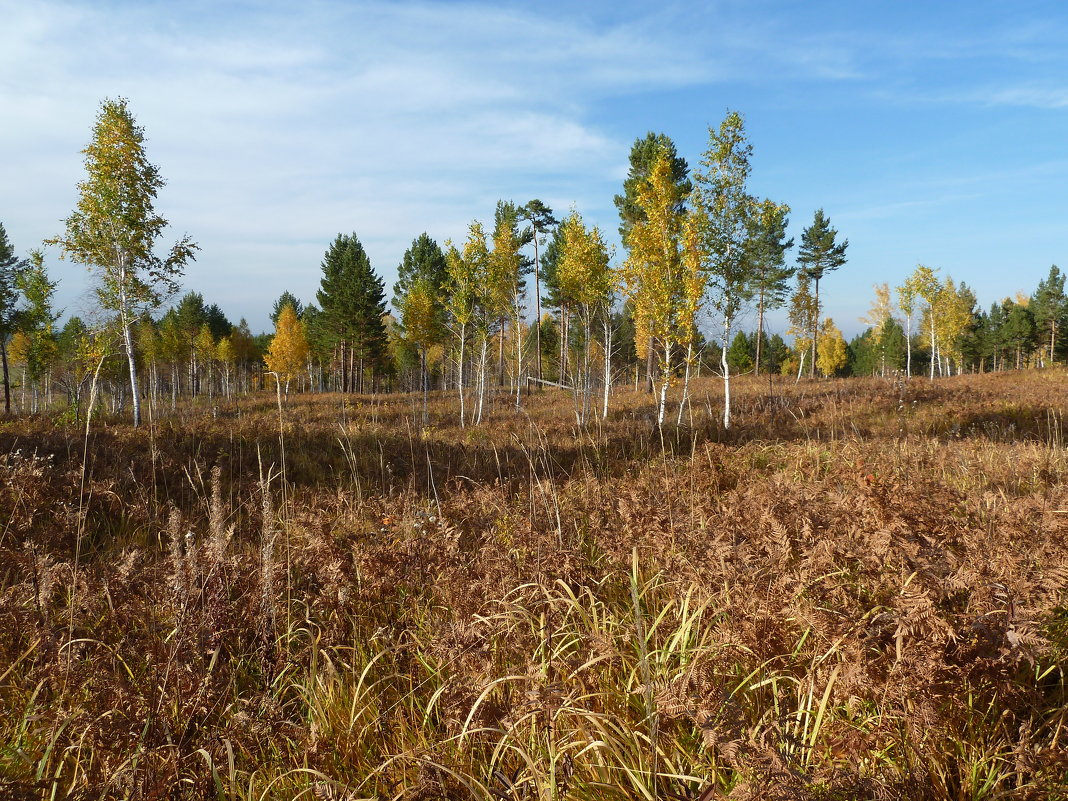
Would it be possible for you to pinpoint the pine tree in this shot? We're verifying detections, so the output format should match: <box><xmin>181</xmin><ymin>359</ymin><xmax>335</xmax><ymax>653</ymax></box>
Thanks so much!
<box><xmin>615</xmin><ymin>132</ymin><xmax>691</xmax><ymax>243</ymax></box>
<box><xmin>521</xmin><ymin>200</ymin><xmax>558</xmax><ymax>383</ymax></box>
<box><xmin>47</xmin><ymin>98</ymin><xmax>198</xmax><ymax>427</ymax></box>
<box><xmin>317</xmin><ymin>233</ymin><xmax>388</xmax><ymax>392</ymax></box>
<box><xmin>797</xmin><ymin>209</ymin><xmax>847</xmax><ymax>377</ymax></box>
<box><xmin>726</xmin><ymin>330</ymin><xmax>753</xmax><ymax>371</ymax></box>
<box><xmin>271</xmin><ymin>291</ymin><xmax>304</xmax><ymax>324</ymax></box>
<box><xmin>746</xmin><ymin>199</ymin><xmax>794</xmax><ymax>374</ymax></box>
<box><xmin>1032</xmin><ymin>265</ymin><xmax>1066</xmax><ymax>365</ymax></box>
<box><xmin>0</xmin><ymin>222</ymin><xmax>24</xmax><ymax>413</ymax></box>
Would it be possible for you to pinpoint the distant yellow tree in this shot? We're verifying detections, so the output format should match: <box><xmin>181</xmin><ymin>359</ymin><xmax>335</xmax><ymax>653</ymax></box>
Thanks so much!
<box><xmin>934</xmin><ymin>277</ymin><xmax>974</xmax><ymax>375</ymax></box>
<box><xmin>787</xmin><ymin>274</ymin><xmax>817</xmax><ymax>378</ymax></box>
<box><xmin>817</xmin><ymin>317</ymin><xmax>847</xmax><ymax>377</ymax></box>
<box><xmin>265</xmin><ymin>303</ymin><xmax>309</xmax><ymax>397</ymax></box>
<box><xmin>216</xmin><ymin>335</ymin><xmax>236</xmax><ymax>398</ymax></box>
<box><xmin>8</xmin><ymin>331</ymin><xmax>30</xmax><ymax>411</ymax></box>
<box><xmin>194</xmin><ymin>323</ymin><xmax>216</xmax><ymax>399</ymax></box>
<box><xmin>903</xmin><ymin>265</ymin><xmax>942</xmax><ymax>379</ymax></box>
<box><xmin>556</xmin><ymin>210</ymin><xmax>614</xmax><ymax>423</ymax></box>
<box><xmin>443</xmin><ymin>229</ymin><xmax>488</xmax><ymax>427</ymax></box>
<box><xmin>400</xmin><ymin>276</ymin><xmax>440</xmax><ymax>422</ymax></box>
<box><xmin>861</xmin><ymin>282</ymin><xmax>895</xmax><ymax>376</ymax></box>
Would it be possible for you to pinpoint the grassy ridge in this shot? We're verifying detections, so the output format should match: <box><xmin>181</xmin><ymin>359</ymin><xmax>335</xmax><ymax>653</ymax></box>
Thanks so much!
<box><xmin>1</xmin><ymin>372</ymin><xmax>1067</xmax><ymax>799</ymax></box>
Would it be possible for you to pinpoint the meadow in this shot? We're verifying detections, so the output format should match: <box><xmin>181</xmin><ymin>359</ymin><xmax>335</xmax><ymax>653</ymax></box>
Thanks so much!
<box><xmin>1</xmin><ymin>371</ymin><xmax>1067</xmax><ymax>800</ymax></box>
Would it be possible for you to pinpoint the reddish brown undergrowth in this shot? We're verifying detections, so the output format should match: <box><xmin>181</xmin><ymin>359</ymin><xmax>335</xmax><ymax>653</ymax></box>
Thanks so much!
<box><xmin>1</xmin><ymin>372</ymin><xmax>1066</xmax><ymax>799</ymax></box>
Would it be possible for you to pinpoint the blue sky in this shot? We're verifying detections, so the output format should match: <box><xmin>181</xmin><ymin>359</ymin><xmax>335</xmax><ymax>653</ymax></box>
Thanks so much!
<box><xmin>2</xmin><ymin>0</ymin><xmax>1066</xmax><ymax>338</ymax></box>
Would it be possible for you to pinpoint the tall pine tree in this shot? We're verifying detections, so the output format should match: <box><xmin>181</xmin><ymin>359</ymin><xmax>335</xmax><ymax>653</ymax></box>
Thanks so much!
<box><xmin>0</xmin><ymin>222</ymin><xmax>23</xmax><ymax>413</ymax></box>
<box><xmin>317</xmin><ymin>233</ymin><xmax>388</xmax><ymax>392</ymax></box>
<box><xmin>797</xmin><ymin>209</ymin><xmax>847</xmax><ymax>377</ymax></box>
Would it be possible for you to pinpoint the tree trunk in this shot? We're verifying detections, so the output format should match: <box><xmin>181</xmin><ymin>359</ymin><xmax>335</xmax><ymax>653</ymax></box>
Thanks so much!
<box><xmin>602</xmin><ymin>314</ymin><xmax>612</xmax><ymax>420</ymax></box>
<box><xmin>559</xmin><ymin>308</ymin><xmax>568</xmax><ymax>387</ymax></box>
<box><xmin>754</xmin><ymin>289</ymin><xmax>765</xmax><ymax>375</ymax></box>
<box><xmin>646</xmin><ymin>337</ymin><xmax>655</xmax><ymax>394</ymax></box>
<box><xmin>457</xmin><ymin>326</ymin><xmax>467</xmax><ymax>428</ymax></box>
<box><xmin>533</xmin><ymin>225</ymin><xmax>543</xmax><ymax>384</ymax></box>
<box><xmin>0</xmin><ymin>339</ymin><xmax>10</xmax><ymax>414</ymax></box>
<box><xmin>929</xmin><ymin>320</ymin><xmax>936</xmax><ymax>380</ymax></box>
<box><xmin>477</xmin><ymin>336</ymin><xmax>488</xmax><ymax>424</ymax></box>
<box><xmin>676</xmin><ymin>342</ymin><xmax>693</xmax><ymax>427</ymax></box>
<box><xmin>721</xmin><ymin>318</ymin><xmax>732</xmax><ymax>429</ymax></box>
<box><xmin>121</xmin><ymin>313</ymin><xmax>142</xmax><ymax>427</ymax></box>
<box><xmin>421</xmin><ymin>345</ymin><xmax>428</xmax><ymax>426</ymax></box>
<box><xmin>656</xmin><ymin>341</ymin><xmax>671</xmax><ymax>427</ymax></box>
<box><xmin>810</xmin><ymin>277</ymin><xmax>820</xmax><ymax>378</ymax></box>
<box><xmin>514</xmin><ymin>305</ymin><xmax>523</xmax><ymax>411</ymax></box>
<box><xmin>498</xmin><ymin>321</ymin><xmax>505</xmax><ymax>387</ymax></box>
<box><xmin>905</xmin><ymin>315</ymin><xmax>912</xmax><ymax>378</ymax></box>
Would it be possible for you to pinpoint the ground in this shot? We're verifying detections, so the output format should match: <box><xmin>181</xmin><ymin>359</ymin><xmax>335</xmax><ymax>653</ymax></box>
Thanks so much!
<box><xmin>1</xmin><ymin>371</ymin><xmax>1066</xmax><ymax>799</ymax></box>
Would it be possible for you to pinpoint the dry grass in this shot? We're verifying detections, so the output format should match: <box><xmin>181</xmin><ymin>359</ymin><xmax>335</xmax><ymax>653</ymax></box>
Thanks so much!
<box><xmin>1</xmin><ymin>371</ymin><xmax>1067</xmax><ymax>799</ymax></box>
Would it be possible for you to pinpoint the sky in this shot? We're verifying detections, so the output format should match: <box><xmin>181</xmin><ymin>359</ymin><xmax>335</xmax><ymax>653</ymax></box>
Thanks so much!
<box><xmin>2</xmin><ymin>0</ymin><xmax>1066</xmax><ymax>338</ymax></box>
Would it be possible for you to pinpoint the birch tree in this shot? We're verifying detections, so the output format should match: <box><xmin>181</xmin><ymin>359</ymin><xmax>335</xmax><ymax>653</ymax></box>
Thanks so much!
<box><xmin>693</xmin><ymin>111</ymin><xmax>756</xmax><ymax>429</ymax></box>
<box><xmin>896</xmin><ymin>276</ymin><xmax>918</xmax><ymax>377</ymax></box>
<box><xmin>264</xmin><ymin>303</ymin><xmax>309</xmax><ymax>398</ymax></box>
<box><xmin>620</xmin><ymin>151</ymin><xmax>687</xmax><ymax>426</ymax></box>
<box><xmin>860</xmin><ymin>283</ymin><xmax>895</xmax><ymax>376</ymax></box>
<box><xmin>48</xmin><ymin>98</ymin><xmax>197</xmax><ymax>427</ymax></box>
<box><xmin>906</xmin><ymin>265</ymin><xmax>942</xmax><ymax>379</ymax></box>
<box><xmin>555</xmin><ymin>210</ymin><xmax>614</xmax><ymax>424</ymax></box>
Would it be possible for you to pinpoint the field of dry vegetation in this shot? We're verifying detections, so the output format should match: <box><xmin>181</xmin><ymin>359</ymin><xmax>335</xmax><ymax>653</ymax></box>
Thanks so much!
<box><xmin>2</xmin><ymin>371</ymin><xmax>1067</xmax><ymax>800</ymax></box>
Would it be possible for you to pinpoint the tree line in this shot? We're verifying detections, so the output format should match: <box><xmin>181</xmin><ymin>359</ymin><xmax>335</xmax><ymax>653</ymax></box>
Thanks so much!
<box><xmin>1</xmin><ymin>98</ymin><xmax>1064</xmax><ymax>427</ymax></box>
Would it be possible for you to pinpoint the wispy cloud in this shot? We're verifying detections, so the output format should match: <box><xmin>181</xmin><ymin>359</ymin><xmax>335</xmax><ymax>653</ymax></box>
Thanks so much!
<box><xmin>983</xmin><ymin>85</ymin><xmax>1068</xmax><ymax>109</ymax></box>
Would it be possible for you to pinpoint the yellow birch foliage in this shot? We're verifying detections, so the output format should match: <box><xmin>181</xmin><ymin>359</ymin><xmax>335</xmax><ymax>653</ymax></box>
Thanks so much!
<box><xmin>216</xmin><ymin>335</ymin><xmax>236</xmax><ymax>367</ymax></box>
<box><xmin>935</xmin><ymin>277</ymin><xmax>974</xmax><ymax>366</ymax></box>
<box><xmin>265</xmin><ymin>304</ymin><xmax>309</xmax><ymax>383</ymax></box>
<box><xmin>401</xmin><ymin>277</ymin><xmax>439</xmax><ymax>352</ymax></box>
<box><xmin>557</xmin><ymin>210</ymin><xmax>613</xmax><ymax>310</ymax></box>
<box><xmin>817</xmin><ymin>317</ymin><xmax>848</xmax><ymax>377</ymax></box>
<box><xmin>678</xmin><ymin>212</ymin><xmax>707</xmax><ymax>351</ymax></box>
<box><xmin>861</xmin><ymin>282</ymin><xmax>894</xmax><ymax>339</ymax></box>
<box><xmin>8</xmin><ymin>331</ymin><xmax>31</xmax><ymax>366</ymax></box>
<box><xmin>194</xmin><ymin>324</ymin><xmax>216</xmax><ymax>365</ymax></box>
<box><xmin>619</xmin><ymin>151</ymin><xmax>685</xmax><ymax>365</ymax></box>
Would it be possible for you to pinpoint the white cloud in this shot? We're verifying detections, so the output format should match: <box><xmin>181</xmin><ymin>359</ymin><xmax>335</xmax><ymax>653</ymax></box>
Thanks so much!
<box><xmin>4</xmin><ymin>0</ymin><xmax>726</xmax><ymax>327</ymax></box>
